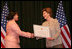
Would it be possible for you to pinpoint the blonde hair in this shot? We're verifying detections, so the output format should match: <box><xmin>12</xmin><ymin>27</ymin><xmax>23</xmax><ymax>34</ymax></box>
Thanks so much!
<box><xmin>42</xmin><ymin>7</ymin><xmax>53</xmax><ymax>17</ymax></box>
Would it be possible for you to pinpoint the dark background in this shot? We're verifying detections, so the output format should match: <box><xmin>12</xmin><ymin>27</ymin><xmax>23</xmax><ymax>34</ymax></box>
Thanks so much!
<box><xmin>1</xmin><ymin>1</ymin><xmax>71</xmax><ymax>48</ymax></box>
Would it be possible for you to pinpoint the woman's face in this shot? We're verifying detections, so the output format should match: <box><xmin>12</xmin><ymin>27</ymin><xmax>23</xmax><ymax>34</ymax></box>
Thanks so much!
<box><xmin>43</xmin><ymin>11</ymin><xmax>50</xmax><ymax>19</ymax></box>
<box><xmin>14</xmin><ymin>13</ymin><xmax>19</xmax><ymax>21</ymax></box>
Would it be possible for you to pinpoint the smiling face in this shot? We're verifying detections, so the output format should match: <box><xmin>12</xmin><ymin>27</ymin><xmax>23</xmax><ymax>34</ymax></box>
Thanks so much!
<box><xmin>43</xmin><ymin>11</ymin><xmax>50</xmax><ymax>20</ymax></box>
<box><xmin>42</xmin><ymin>8</ymin><xmax>53</xmax><ymax>20</ymax></box>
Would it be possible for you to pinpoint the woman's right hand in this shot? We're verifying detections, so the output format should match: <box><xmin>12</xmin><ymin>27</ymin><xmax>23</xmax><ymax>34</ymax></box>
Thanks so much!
<box><xmin>36</xmin><ymin>37</ymin><xmax>42</xmax><ymax>40</ymax></box>
<box><xmin>26</xmin><ymin>32</ymin><xmax>34</xmax><ymax>38</ymax></box>
<box><xmin>31</xmin><ymin>33</ymin><xmax>34</xmax><ymax>38</ymax></box>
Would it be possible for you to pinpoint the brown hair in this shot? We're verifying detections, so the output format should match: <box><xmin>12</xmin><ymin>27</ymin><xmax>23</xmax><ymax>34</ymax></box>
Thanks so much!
<box><xmin>6</xmin><ymin>10</ymin><xmax>18</xmax><ymax>20</ymax></box>
<box><xmin>42</xmin><ymin>7</ymin><xmax>53</xmax><ymax>17</ymax></box>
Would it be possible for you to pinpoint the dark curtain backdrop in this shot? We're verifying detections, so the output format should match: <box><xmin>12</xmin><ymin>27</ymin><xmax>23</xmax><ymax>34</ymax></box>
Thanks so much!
<box><xmin>1</xmin><ymin>1</ymin><xmax>71</xmax><ymax>48</ymax></box>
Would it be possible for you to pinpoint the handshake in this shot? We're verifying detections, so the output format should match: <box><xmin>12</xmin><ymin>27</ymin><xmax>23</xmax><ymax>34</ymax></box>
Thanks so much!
<box><xmin>26</xmin><ymin>32</ymin><xmax>34</xmax><ymax>38</ymax></box>
<box><xmin>25</xmin><ymin>32</ymin><xmax>54</xmax><ymax>40</ymax></box>
<box><xmin>25</xmin><ymin>24</ymin><xmax>54</xmax><ymax>40</ymax></box>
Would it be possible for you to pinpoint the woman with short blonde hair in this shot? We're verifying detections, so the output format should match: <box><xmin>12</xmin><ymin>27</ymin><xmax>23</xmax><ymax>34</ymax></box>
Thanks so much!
<box><xmin>42</xmin><ymin>7</ymin><xmax>63</xmax><ymax>48</ymax></box>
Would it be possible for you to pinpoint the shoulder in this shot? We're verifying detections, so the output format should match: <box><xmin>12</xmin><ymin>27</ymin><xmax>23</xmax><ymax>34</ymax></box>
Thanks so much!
<box><xmin>42</xmin><ymin>21</ymin><xmax>47</xmax><ymax>26</ymax></box>
<box><xmin>54</xmin><ymin>18</ymin><xmax>60</xmax><ymax>25</ymax></box>
<box><xmin>7</xmin><ymin>21</ymin><xmax>13</xmax><ymax>25</ymax></box>
<box><xmin>7</xmin><ymin>21</ymin><xmax>17</xmax><ymax>27</ymax></box>
<box><xmin>53</xmin><ymin>18</ymin><xmax>59</xmax><ymax>23</ymax></box>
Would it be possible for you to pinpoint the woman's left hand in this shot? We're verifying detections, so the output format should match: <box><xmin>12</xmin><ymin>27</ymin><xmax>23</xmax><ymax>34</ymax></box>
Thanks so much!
<box><xmin>47</xmin><ymin>37</ymin><xmax>54</xmax><ymax>40</ymax></box>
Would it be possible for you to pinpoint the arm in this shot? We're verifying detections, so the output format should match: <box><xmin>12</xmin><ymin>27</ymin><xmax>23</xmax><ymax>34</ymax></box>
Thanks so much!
<box><xmin>11</xmin><ymin>22</ymin><xmax>33</xmax><ymax>38</ymax></box>
<box><xmin>52</xmin><ymin>20</ymin><xmax>61</xmax><ymax>40</ymax></box>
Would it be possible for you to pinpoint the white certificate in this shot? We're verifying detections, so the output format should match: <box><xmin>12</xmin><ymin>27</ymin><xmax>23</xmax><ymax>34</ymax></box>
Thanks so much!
<box><xmin>33</xmin><ymin>24</ymin><xmax>51</xmax><ymax>38</ymax></box>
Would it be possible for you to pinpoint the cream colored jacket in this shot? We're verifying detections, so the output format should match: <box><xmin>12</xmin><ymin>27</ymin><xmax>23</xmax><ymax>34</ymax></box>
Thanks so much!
<box><xmin>42</xmin><ymin>18</ymin><xmax>62</xmax><ymax>47</ymax></box>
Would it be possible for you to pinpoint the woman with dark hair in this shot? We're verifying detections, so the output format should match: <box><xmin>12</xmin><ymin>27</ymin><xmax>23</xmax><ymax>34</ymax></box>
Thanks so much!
<box><xmin>5</xmin><ymin>11</ymin><xmax>34</xmax><ymax>48</ymax></box>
